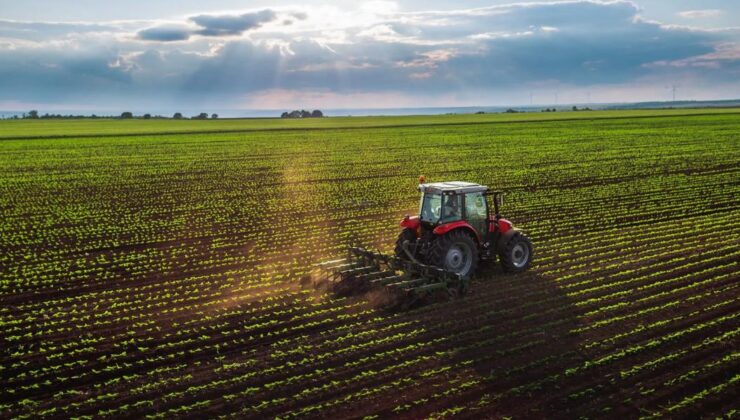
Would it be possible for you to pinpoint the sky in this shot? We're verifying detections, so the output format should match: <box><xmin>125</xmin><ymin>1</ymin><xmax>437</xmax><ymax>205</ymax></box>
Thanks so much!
<box><xmin>0</xmin><ymin>0</ymin><xmax>739</xmax><ymax>112</ymax></box>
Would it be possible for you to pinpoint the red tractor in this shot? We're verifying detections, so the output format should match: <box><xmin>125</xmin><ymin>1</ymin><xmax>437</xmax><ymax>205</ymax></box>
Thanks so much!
<box><xmin>394</xmin><ymin>179</ymin><xmax>533</xmax><ymax>278</ymax></box>
<box><xmin>317</xmin><ymin>178</ymin><xmax>533</xmax><ymax>305</ymax></box>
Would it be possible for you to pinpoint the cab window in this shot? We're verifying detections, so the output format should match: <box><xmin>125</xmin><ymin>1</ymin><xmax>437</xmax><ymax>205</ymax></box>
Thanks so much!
<box><xmin>440</xmin><ymin>194</ymin><xmax>462</xmax><ymax>223</ymax></box>
<box><xmin>465</xmin><ymin>192</ymin><xmax>487</xmax><ymax>235</ymax></box>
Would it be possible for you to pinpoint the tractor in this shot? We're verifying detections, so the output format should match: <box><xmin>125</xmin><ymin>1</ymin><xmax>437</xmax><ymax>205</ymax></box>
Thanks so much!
<box><xmin>395</xmin><ymin>178</ymin><xmax>533</xmax><ymax>277</ymax></box>
<box><xmin>317</xmin><ymin>177</ymin><xmax>533</xmax><ymax>305</ymax></box>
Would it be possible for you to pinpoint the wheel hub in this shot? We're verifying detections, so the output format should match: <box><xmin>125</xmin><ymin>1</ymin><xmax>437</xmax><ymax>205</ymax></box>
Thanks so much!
<box><xmin>445</xmin><ymin>243</ymin><xmax>472</xmax><ymax>275</ymax></box>
<box><xmin>511</xmin><ymin>243</ymin><xmax>529</xmax><ymax>268</ymax></box>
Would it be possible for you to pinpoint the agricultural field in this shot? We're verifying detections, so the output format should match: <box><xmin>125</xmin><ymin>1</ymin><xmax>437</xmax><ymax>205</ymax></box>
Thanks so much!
<box><xmin>1</xmin><ymin>109</ymin><xmax>739</xmax><ymax>419</ymax></box>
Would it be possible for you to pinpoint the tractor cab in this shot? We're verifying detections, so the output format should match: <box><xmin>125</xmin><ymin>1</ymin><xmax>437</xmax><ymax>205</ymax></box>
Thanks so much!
<box><xmin>397</xmin><ymin>178</ymin><xmax>532</xmax><ymax>277</ymax></box>
<box><xmin>417</xmin><ymin>181</ymin><xmax>491</xmax><ymax>238</ymax></box>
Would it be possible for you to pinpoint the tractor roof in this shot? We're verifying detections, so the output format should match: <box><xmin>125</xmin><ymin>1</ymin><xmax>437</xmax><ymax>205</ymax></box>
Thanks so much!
<box><xmin>419</xmin><ymin>181</ymin><xmax>488</xmax><ymax>194</ymax></box>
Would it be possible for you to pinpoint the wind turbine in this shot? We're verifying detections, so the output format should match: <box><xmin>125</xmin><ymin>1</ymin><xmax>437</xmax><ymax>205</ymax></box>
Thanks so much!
<box><xmin>665</xmin><ymin>84</ymin><xmax>680</xmax><ymax>102</ymax></box>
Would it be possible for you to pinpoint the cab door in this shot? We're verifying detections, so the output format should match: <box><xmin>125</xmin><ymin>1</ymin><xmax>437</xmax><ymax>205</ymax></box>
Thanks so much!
<box><xmin>464</xmin><ymin>192</ymin><xmax>488</xmax><ymax>238</ymax></box>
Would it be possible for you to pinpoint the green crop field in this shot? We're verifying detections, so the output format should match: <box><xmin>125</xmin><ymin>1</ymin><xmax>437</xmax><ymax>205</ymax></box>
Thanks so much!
<box><xmin>1</xmin><ymin>109</ymin><xmax>739</xmax><ymax>418</ymax></box>
<box><xmin>3</xmin><ymin>108</ymin><xmax>740</xmax><ymax>139</ymax></box>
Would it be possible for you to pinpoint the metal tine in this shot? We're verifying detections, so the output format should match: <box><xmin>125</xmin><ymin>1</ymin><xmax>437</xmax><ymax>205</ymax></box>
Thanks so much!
<box><xmin>370</xmin><ymin>274</ymin><xmax>405</xmax><ymax>286</ymax></box>
<box><xmin>408</xmin><ymin>282</ymin><xmax>449</xmax><ymax>294</ymax></box>
<box><xmin>354</xmin><ymin>270</ymin><xmax>395</xmax><ymax>282</ymax></box>
<box><xmin>386</xmin><ymin>277</ymin><xmax>429</xmax><ymax>289</ymax></box>
<box><xmin>338</xmin><ymin>266</ymin><xmax>376</xmax><ymax>278</ymax></box>
<box><xmin>352</xmin><ymin>246</ymin><xmax>393</xmax><ymax>272</ymax></box>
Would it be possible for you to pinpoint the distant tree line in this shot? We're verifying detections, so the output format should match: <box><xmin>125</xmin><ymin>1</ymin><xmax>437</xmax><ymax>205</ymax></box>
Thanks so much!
<box><xmin>119</xmin><ymin>111</ymin><xmax>219</xmax><ymax>120</ymax></box>
<box><xmin>281</xmin><ymin>109</ymin><xmax>323</xmax><ymax>118</ymax></box>
<box><xmin>540</xmin><ymin>106</ymin><xmax>593</xmax><ymax>112</ymax></box>
<box><xmin>15</xmin><ymin>110</ymin><xmax>220</xmax><ymax>120</ymax></box>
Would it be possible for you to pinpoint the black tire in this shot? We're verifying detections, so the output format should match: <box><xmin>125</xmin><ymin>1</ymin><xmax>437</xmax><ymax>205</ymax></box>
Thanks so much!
<box><xmin>394</xmin><ymin>228</ymin><xmax>418</xmax><ymax>260</ymax></box>
<box><xmin>499</xmin><ymin>232</ymin><xmax>533</xmax><ymax>273</ymax></box>
<box><xmin>428</xmin><ymin>229</ymin><xmax>479</xmax><ymax>278</ymax></box>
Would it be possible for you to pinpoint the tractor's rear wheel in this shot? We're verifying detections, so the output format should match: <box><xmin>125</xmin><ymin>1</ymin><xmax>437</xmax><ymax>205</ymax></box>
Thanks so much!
<box><xmin>428</xmin><ymin>230</ymin><xmax>478</xmax><ymax>277</ymax></box>
<box><xmin>499</xmin><ymin>232</ymin><xmax>533</xmax><ymax>273</ymax></box>
<box><xmin>394</xmin><ymin>228</ymin><xmax>418</xmax><ymax>261</ymax></box>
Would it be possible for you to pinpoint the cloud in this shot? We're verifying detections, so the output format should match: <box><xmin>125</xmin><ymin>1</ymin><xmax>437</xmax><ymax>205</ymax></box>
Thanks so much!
<box><xmin>360</xmin><ymin>1</ymin><xmax>400</xmax><ymax>15</ymax></box>
<box><xmin>290</xmin><ymin>12</ymin><xmax>308</xmax><ymax>21</ymax></box>
<box><xmin>136</xmin><ymin>9</ymin><xmax>279</xmax><ymax>42</ymax></box>
<box><xmin>0</xmin><ymin>19</ymin><xmax>120</xmax><ymax>42</ymax></box>
<box><xmin>190</xmin><ymin>9</ymin><xmax>277</xmax><ymax>37</ymax></box>
<box><xmin>137</xmin><ymin>25</ymin><xmax>191</xmax><ymax>42</ymax></box>
<box><xmin>0</xmin><ymin>1</ymin><xmax>739</xmax><ymax>109</ymax></box>
<box><xmin>646</xmin><ymin>42</ymin><xmax>740</xmax><ymax>69</ymax></box>
<box><xmin>678</xmin><ymin>9</ymin><xmax>724</xmax><ymax>19</ymax></box>
<box><xmin>0</xmin><ymin>44</ymin><xmax>132</xmax><ymax>103</ymax></box>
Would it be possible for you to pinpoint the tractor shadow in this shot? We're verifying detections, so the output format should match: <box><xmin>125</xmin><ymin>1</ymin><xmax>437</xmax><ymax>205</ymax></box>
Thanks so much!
<box><xmin>398</xmin><ymin>262</ymin><xmax>585</xmax><ymax>417</ymax></box>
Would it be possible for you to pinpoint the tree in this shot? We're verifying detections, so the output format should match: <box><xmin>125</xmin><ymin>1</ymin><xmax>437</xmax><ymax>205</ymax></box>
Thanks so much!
<box><xmin>193</xmin><ymin>112</ymin><xmax>208</xmax><ymax>120</ymax></box>
<box><xmin>211</xmin><ymin>113</ymin><xmax>218</xmax><ymax>119</ymax></box>
<box><xmin>282</xmin><ymin>109</ymin><xmax>324</xmax><ymax>118</ymax></box>
<box><xmin>121</xmin><ymin>111</ymin><xmax>133</xmax><ymax>119</ymax></box>
<box><xmin>572</xmin><ymin>106</ymin><xmax>578</xmax><ymax>111</ymax></box>
<box><xmin>173</xmin><ymin>112</ymin><xmax>183</xmax><ymax>119</ymax></box>
<box><xmin>27</xmin><ymin>110</ymin><xmax>39</xmax><ymax>119</ymax></box>
<box><xmin>143</xmin><ymin>114</ymin><xmax>152</xmax><ymax>119</ymax></box>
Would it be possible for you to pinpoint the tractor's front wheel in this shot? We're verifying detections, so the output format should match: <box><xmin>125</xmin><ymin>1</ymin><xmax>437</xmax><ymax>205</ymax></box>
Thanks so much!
<box><xmin>428</xmin><ymin>230</ymin><xmax>479</xmax><ymax>278</ymax></box>
<box><xmin>394</xmin><ymin>228</ymin><xmax>418</xmax><ymax>261</ymax></box>
<box><xmin>499</xmin><ymin>232</ymin><xmax>533</xmax><ymax>273</ymax></box>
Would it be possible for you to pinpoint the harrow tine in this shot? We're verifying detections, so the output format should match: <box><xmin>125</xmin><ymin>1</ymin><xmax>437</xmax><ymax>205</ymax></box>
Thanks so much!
<box><xmin>339</xmin><ymin>265</ymin><xmax>376</xmax><ymax>276</ymax></box>
<box><xmin>386</xmin><ymin>277</ymin><xmax>428</xmax><ymax>289</ymax></box>
<box><xmin>370</xmin><ymin>274</ymin><xmax>405</xmax><ymax>286</ymax></box>
<box><xmin>354</xmin><ymin>270</ymin><xmax>395</xmax><ymax>281</ymax></box>
<box><xmin>407</xmin><ymin>281</ymin><xmax>449</xmax><ymax>294</ymax></box>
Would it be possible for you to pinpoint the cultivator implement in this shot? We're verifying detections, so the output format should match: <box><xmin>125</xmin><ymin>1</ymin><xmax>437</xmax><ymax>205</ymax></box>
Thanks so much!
<box><xmin>316</xmin><ymin>247</ymin><xmax>469</xmax><ymax>307</ymax></box>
